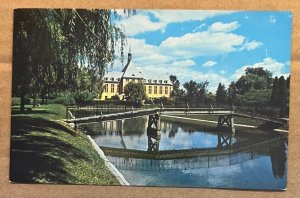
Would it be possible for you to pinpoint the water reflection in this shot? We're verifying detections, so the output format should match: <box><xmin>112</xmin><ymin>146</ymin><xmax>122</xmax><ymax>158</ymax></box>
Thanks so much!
<box><xmin>269</xmin><ymin>139</ymin><xmax>287</xmax><ymax>179</ymax></box>
<box><xmin>81</xmin><ymin>116</ymin><xmax>287</xmax><ymax>189</ymax></box>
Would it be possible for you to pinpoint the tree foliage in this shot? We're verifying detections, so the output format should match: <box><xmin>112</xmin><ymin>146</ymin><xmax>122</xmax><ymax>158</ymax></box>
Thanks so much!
<box><xmin>124</xmin><ymin>81</ymin><xmax>146</xmax><ymax>103</ymax></box>
<box><xmin>13</xmin><ymin>9</ymin><xmax>128</xmax><ymax>111</ymax></box>
<box><xmin>183</xmin><ymin>80</ymin><xmax>209</xmax><ymax>104</ymax></box>
<box><xmin>215</xmin><ymin>83</ymin><xmax>227</xmax><ymax>104</ymax></box>
<box><xmin>278</xmin><ymin>76</ymin><xmax>287</xmax><ymax>108</ymax></box>
<box><xmin>169</xmin><ymin>75</ymin><xmax>180</xmax><ymax>97</ymax></box>
<box><xmin>269</xmin><ymin>76</ymin><xmax>279</xmax><ymax>106</ymax></box>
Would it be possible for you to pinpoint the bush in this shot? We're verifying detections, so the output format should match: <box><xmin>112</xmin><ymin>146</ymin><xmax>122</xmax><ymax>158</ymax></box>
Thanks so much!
<box><xmin>50</xmin><ymin>92</ymin><xmax>76</xmax><ymax>106</ymax></box>
<box><xmin>74</xmin><ymin>91</ymin><xmax>95</xmax><ymax>105</ymax></box>
<box><xmin>12</xmin><ymin>97</ymin><xmax>20</xmax><ymax>106</ymax></box>
<box><xmin>52</xmin><ymin>96</ymin><xmax>76</xmax><ymax>106</ymax></box>
<box><xmin>110</xmin><ymin>95</ymin><xmax>120</xmax><ymax>100</ymax></box>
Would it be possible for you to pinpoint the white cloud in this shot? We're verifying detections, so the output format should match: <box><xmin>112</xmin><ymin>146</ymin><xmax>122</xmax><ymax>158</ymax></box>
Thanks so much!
<box><xmin>220</xmin><ymin>70</ymin><xmax>226</xmax><ymax>74</ymax></box>
<box><xmin>230</xmin><ymin>58</ymin><xmax>289</xmax><ymax>81</ymax></box>
<box><xmin>160</xmin><ymin>31</ymin><xmax>245</xmax><ymax>58</ymax></box>
<box><xmin>203</xmin><ymin>61</ymin><xmax>217</xmax><ymax>67</ymax></box>
<box><xmin>209</xmin><ymin>21</ymin><xmax>240</xmax><ymax>33</ymax></box>
<box><xmin>240</xmin><ymin>40</ymin><xmax>263</xmax><ymax>51</ymax></box>
<box><xmin>151</xmin><ymin>10</ymin><xmax>235</xmax><ymax>24</ymax></box>
<box><xmin>117</xmin><ymin>14</ymin><xmax>166</xmax><ymax>36</ymax></box>
<box><xmin>115</xmin><ymin>10</ymin><xmax>235</xmax><ymax>36</ymax></box>
<box><xmin>140</xmin><ymin>62</ymin><xmax>230</xmax><ymax>92</ymax></box>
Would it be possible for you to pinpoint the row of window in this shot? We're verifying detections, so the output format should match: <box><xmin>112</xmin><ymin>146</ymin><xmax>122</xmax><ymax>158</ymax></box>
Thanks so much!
<box><xmin>103</xmin><ymin>84</ymin><xmax>120</xmax><ymax>93</ymax></box>
<box><xmin>144</xmin><ymin>79</ymin><xmax>168</xmax><ymax>84</ymax></box>
<box><xmin>104</xmin><ymin>77</ymin><xmax>121</xmax><ymax>82</ymax></box>
<box><xmin>145</xmin><ymin>85</ymin><xmax>169</xmax><ymax>95</ymax></box>
<box><xmin>104</xmin><ymin>77</ymin><xmax>169</xmax><ymax>84</ymax></box>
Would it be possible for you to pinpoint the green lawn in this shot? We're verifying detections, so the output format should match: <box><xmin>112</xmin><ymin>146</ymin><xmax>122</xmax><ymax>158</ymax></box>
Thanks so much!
<box><xmin>10</xmin><ymin>103</ymin><xmax>119</xmax><ymax>185</ymax></box>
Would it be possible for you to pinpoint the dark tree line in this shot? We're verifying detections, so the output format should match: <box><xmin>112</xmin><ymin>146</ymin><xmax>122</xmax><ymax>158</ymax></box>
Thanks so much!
<box><xmin>13</xmin><ymin>9</ymin><xmax>130</xmax><ymax>111</ymax></box>
<box><xmin>270</xmin><ymin>75</ymin><xmax>289</xmax><ymax>108</ymax></box>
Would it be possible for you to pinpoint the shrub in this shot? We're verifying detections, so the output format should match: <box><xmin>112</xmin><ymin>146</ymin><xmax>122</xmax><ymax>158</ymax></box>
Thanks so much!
<box><xmin>52</xmin><ymin>96</ymin><xmax>76</xmax><ymax>106</ymax></box>
<box><xmin>12</xmin><ymin>97</ymin><xmax>20</xmax><ymax>106</ymax></box>
<box><xmin>50</xmin><ymin>92</ymin><xmax>76</xmax><ymax>106</ymax></box>
<box><xmin>74</xmin><ymin>91</ymin><xmax>95</xmax><ymax>105</ymax></box>
<box><xmin>110</xmin><ymin>95</ymin><xmax>120</xmax><ymax>100</ymax></box>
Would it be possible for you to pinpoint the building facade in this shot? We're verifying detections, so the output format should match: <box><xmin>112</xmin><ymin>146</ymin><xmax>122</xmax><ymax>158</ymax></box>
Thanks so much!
<box><xmin>100</xmin><ymin>53</ymin><xmax>173</xmax><ymax>100</ymax></box>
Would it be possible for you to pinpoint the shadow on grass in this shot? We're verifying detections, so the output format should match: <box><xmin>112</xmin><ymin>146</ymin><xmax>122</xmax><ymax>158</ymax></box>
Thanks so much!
<box><xmin>10</xmin><ymin>116</ymin><xmax>88</xmax><ymax>184</ymax></box>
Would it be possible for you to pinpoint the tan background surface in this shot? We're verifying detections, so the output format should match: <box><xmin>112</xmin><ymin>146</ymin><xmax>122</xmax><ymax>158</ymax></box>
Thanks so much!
<box><xmin>0</xmin><ymin>0</ymin><xmax>299</xmax><ymax>197</ymax></box>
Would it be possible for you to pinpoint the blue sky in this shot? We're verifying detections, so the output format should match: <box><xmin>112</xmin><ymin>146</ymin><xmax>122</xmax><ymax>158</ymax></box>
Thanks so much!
<box><xmin>110</xmin><ymin>10</ymin><xmax>292</xmax><ymax>92</ymax></box>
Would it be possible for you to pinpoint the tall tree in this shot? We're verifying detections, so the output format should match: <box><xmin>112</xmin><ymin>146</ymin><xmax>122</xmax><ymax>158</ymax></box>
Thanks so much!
<box><xmin>278</xmin><ymin>76</ymin><xmax>287</xmax><ymax>108</ymax></box>
<box><xmin>270</xmin><ymin>76</ymin><xmax>279</xmax><ymax>107</ymax></box>
<box><xmin>196</xmin><ymin>81</ymin><xmax>209</xmax><ymax>104</ymax></box>
<box><xmin>183</xmin><ymin>80</ymin><xmax>198</xmax><ymax>99</ymax></box>
<box><xmin>227</xmin><ymin>81</ymin><xmax>237</xmax><ymax>104</ymax></box>
<box><xmin>169</xmin><ymin>75</ymin><xmax>180</xmax><ymax>97</ymax></box>
<box><xmin>286</xmin><ymin>75</ymin><xmax>290</xmax><ymax>89</ymax></box>
<box><xmin>216</xmin><ymin>83</ymin><xmax>227</xmax><ymax>104</ymax></box>
<box><xmin>13</xmin><ymin>9</ymin><xmax>128</xmax><ymax>111</ymax></box>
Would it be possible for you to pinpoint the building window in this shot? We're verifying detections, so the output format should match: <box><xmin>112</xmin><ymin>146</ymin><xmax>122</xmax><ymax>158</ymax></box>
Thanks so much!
<box><xmin>159</xmin><ymin>80</ymin><xmax>162</xmax><ymax>84</ymax></box>
<box><xmin>154</xmin><ymin>86</ymin><xmax>157</xmax><ymax>94</ymax></box>
<box><xmin>148</xmin><ymin>79</ymin><xmax>152</xmax><ymax>83</ymax></box>
<box><xmin>117</xmin><ymin>78</ymin><xmax>120</xmax><ymax>81</ymax></box>
<box><xmin>104</xmin><ymin>77</ymin><xmax>108</xmax><ymax>81</ymax></box>
<box><xmin>111</xmin><ymin>84</ymin><xmax>115</xmax><ymax>93</ymax></box>
<box><xmin>149</xmin><ymin>86</ymin><xmax>152</xmax><ymax>94</ymax></box>
<box><xmin>132</xmin><ymin>79</ymin><xmax>135</xmax><ymax>82</ymax></box>
<box><xmin>164</xmin><ymin>80</ymin><xmax>168</xmax><ymax>83</ymax></box>
<box><xmin>126</xmin><ymin>79</ymin><xmax>129</xmax><ymax>82</ymax></box>
<box><xmin>104</xmin><ymin>84</ymin><xmax>108</xmax><ymax>92</ymax></box>
<box><xmin>111</xmin><ymin>77</ymin><xmax>114</xmax><ymax>81</ymax></box>
<box><xmin>165</xmin><ymin>86</ymin><xmax>168</xmax><ymax>94</ymax></box>
<box><xmin>143</xmin><ymin>79</ymin><xmax>146</xmax><ymax>83</ymax></box>
<box><xmin>159</xmin><ymin>86</ymin><xmax>163</xmax><ymax>94</ymax></box>
<box><xmin>117</xmin><ymin>85</ymin><xmax>120</xmax><ymax>93</ymax></box>
<box><xmin>154</xmin><ymin>80</ymin><xmax>157</xmax><ymax>83</ymax></box>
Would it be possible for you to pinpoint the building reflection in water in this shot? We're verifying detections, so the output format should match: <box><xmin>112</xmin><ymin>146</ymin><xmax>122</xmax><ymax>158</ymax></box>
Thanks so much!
<box><xmin>81</xmin><ymin>117</ymin><xmax>287</xmax><ymax>179</ymax></box>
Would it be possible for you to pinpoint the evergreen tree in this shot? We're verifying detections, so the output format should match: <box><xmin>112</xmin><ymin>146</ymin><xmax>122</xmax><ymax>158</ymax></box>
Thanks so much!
<box><xmin>215</xmin><ymin>83</ymin><xmax>227</xmax><ymax>104</ymax></box>
<box><xmin>270</xmin><ymin>76</ymin><xmax>279</xmax><ymax>106</ymax></box>
<box><xmin>278</xmin><ymin>76</ymin><xmax>287</xmax><ymax>108</ymax></box>
<box><xmin>286</xmin><ymin>75</ymin><xmax>290</xmax><ymax>89</ymax></box>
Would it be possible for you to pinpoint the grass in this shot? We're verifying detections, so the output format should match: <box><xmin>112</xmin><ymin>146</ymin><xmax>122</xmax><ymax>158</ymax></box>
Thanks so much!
<box><xmin>10</xmin><ymin>103</ymin><xmax>119</xmax><ymax>185</ymax></box>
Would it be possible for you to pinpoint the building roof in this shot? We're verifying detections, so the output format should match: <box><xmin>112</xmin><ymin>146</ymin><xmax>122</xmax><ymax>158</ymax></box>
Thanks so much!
<box><xmin>103</xmin><ymin>71</ymin><xmax>123</xmax><ymax>82</ymax></box>
<box><xmin>120</xmin><ymin>53</ymin><xmax>143</xmax><ymax>79</ymax></box>
<box><xmin>103</xmin><ymin>53</ymin><xmax>172</xmax><ymax>85</ymax></box>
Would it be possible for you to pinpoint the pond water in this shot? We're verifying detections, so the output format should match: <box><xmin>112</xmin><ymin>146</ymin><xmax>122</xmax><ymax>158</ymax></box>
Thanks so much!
<box><xmin>80</xmin><ymin>116</ymin><xmax>287</xmax><ymax>190</ymax></box>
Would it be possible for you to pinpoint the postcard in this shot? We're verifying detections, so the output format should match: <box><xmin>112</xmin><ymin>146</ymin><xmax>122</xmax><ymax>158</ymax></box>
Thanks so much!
<box><xmin>10</xmin><ymin>9</ymin><xmax>291</xmax><ymax>190</ymax></box>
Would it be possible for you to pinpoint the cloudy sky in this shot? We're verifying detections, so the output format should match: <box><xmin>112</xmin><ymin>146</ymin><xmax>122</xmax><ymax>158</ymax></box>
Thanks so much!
<box><xmin>109</xmin><ymin>10</ymin><xmax>292</xmax><ymax>92</ymax></box>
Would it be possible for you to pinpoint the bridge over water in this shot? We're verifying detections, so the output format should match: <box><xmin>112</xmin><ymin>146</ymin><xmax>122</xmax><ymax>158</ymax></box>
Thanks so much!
<box><xmin>65</xmin><ymin>107</ymin><xmax>285</xmax><ymax>134</ymax></box>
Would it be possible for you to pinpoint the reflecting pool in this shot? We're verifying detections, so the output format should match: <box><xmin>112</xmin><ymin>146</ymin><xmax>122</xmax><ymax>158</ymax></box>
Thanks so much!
<box><xmin>80</xmin><ymin>116</ymin><xmax>287</xmax><ymax>190</ymax></box>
